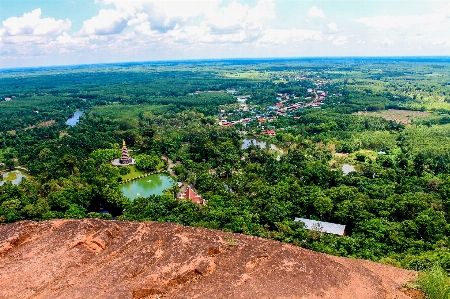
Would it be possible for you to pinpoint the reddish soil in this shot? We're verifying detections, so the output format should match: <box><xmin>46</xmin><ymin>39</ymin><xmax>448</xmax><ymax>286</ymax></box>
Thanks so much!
<box><xmin>24</xmin><ymin>120</ymin><xmax>56</xmax><ymax>131</ymax></box>
<box><xmin>354</xmin><ymin>109</ymin><xmax>430</xmax><ymax>124</ymax></box>
<box><xmin>0</xmin><ymin>219</ymin><xmax>418</xmax><ymax>299</ymax></box>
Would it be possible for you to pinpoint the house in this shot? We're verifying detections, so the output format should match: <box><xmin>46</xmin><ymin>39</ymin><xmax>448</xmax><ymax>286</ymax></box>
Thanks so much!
<box><xmin>261</xmin><ymin>129</ymin><xmax>276</xmax><ymax>136</ymax></box>
<box><xmin>178</xmin><ymin>186</ymin><xmax>205</xmax><ymax>205</ymax></box>
<box><xmin>294</xmin><ymin>217</ymin><xmax>346</xmax><ymax>236</ymax></box>
<box><xmin>219</xmin><ymin>120</ymin><xmax>233</xmax><ymax>127</ymax></box>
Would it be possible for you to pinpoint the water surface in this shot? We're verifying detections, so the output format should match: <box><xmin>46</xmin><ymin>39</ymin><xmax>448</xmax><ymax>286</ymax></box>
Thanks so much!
<box><xmin>120</xmin><ymin>174</ymin><xmax>174</xmax><ymax>200</ymax></box>
<box><xmin>242</xmin><ymin>138</ymin><xmax>284</xmax><ymax>160</ymax></box>
<box><xmin>342</xmin><ymin>164</ymin><xmax>356</xmax><ymax>175</ymax></box>
<box><xmin>242</xmin><ymin>138</ymin><xmax>282</xmax><ymax>152</ymax></box>
<box><xmin>66</xmin><ymin>110</ymin><xmax>84</xmax><ymax>126</ymax></box>
<box><xmin>0</xmin><ymin>170</ymin><xmax>28</xmax><ymax>186</ymax></box>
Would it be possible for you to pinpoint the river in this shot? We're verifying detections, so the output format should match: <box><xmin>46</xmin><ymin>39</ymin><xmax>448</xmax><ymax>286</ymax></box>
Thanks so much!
<box><xmin>66</xmin><ymin>110</ymin><xmax>84</xmax><ymax>126</ymax></box>
<box><xmin>120</xmin><ymin>174</ymin><xmax>175</xmax><ymax>200</ymax></box>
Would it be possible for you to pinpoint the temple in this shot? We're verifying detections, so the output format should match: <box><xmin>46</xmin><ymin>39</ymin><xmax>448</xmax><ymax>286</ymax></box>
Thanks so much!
<box><xmin>120</xmin><ymin>140</ymin><xmax>133</xmax><ymax>164</ymax></box>
<box><xmin>178</xmin><ymin>186</ymin><xmax>205</xmax><ymax>205</ymax></box>
<box><xmin>112</xmin><ymin>140</ymin><xmax>135</xmax><ymax>166</ymax></box>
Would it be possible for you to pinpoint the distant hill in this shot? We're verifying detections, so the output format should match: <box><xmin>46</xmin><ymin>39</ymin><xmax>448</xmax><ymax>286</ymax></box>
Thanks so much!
<box><xmin>0</xmin><ymin>219</ymin><xmax>417</xmax><ymax>299</ymax></box>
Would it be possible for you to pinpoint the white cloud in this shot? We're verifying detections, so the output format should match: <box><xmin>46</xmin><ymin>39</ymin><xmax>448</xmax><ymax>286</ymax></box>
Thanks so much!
<box><xmin>307</xmin><ymin>6</ymin><xmax>325</xmax><ymax>18</ymax></box>
<box><xmin>355</xmin><ymin>11</ymin><xmax>449</xmax><ymax>31</ymax></box>
<box><xmin>133</xmin><ymin>0</ymin><xmax>276</xmax><ymax>44</ymax></box>
<box><xmin>207</xmin><ymin>0</ymin><xmax>275</xmax><ymax>34</ymax></box>
<box><xmin>433</xmin><ymin>38</ymin><xmax>450</xmax><ymax>47</ymax></box>
<box><xmin>79</xmin><ymin>8</ymin><xmax>137</xmax><ymax>36</ymax></box>
<box><xmin>92</xmin><ymin>0</ymin><xmax>221</xmax><ymax>33</ymax></box>
<box><xmin>56</xmin><ymin>32</ymin><xmax>89</xmax><ymax>47</ymax></box>
<box><xmin>1</xmin><ymin>8</ymin><xmax>71</xmax><ymax>37</ymax></box>
<box><xmin>258</xmin><ymin>29</ymin><xmax>323</xmax><ymax>44</ymax></box>
<box><xmin>332</xmin><ymin>35</ymin><xmax>348</xmax><ymax>46</ymax></box>
<box><xmin>327</xmin><ymin>22</ymin><xmax>339</xmax><ymax>32</ymax></box>
<box><xmin>81</xmin><ymin>0</ymin><xmax>275</xmax><ymax>38</ymax></box>
<box><xmin>381</xmin><ymin>38</ymin><xmax>394</xmax><ymax>45</ymax></box>
<box><xmin>135</xmin><ymin>22</ymin><xmax>154</xmax><ymax>35</ymax></box>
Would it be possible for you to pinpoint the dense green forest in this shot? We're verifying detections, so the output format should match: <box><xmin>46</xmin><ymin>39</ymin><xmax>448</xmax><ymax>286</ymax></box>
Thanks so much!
<box><xmin>1</xmin><ymin>58</ymin><xmax>450</xmax><ymax>273</ymax></box>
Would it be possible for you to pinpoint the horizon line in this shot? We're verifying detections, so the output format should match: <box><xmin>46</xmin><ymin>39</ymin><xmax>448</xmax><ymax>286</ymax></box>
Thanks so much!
<box><xmin>1</xmin><ymin>55</ymin><xmax>450</xmax><ymax>71</ymax></box>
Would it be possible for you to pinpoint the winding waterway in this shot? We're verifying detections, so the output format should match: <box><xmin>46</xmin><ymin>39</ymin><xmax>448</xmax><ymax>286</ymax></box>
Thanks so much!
<box><xmin>120</xmin><ymin>174</ymin><xmax>174</xmax><ymax>200</ymax></box>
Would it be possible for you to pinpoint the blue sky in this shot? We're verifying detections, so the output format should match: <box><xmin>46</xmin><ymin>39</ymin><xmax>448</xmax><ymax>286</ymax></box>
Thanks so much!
<box><xmin>0</xmin><ymin>0</ymin><xmax>449</xmax><ymax>68</ymax></box>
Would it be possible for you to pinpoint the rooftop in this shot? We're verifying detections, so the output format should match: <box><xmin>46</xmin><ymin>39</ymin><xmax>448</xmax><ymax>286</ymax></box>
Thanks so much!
<box><xmin>294</xmin><ymin>217</ymin><xmax>346</xmax><ymax>236</ymax></box>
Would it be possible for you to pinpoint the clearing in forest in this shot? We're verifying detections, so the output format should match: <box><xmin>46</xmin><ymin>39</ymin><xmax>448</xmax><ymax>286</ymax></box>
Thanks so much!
<box><xmin>355</xmin><ymin>109</ymin><xmax>430</xmax><ymax>124</ymax></box>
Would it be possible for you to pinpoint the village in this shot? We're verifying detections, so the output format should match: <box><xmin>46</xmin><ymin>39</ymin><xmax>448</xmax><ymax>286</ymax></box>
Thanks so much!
<box><xmin>217</xmin><ymin>74</ymin><xmax>342</xmax><ymax>136</ymax></box>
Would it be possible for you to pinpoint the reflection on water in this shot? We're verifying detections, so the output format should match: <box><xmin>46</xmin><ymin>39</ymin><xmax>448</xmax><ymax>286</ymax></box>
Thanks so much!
<box><xmin>242</xmin><ymin>138</ymin><xmax>282</xmax><ymax>152</ymax></box>
<box><xmin>66</xmin><ymin>110</ymin><xmax>84</xmax><ymax>126</ymax></box>
<box><xmin>0</xmin><ymin>170</ymin><xmax>27</xmax><ymax>186</ymax></box>
<box><xmin>242</xmin><ymin>138</ymin><xmax>284</xmax><ymax>160</ymax></box>
<box><xmin>120</xmin><ymin>174</ymin><xmax>174</xmax><ymax>200</ymax></box>
<box><xmin>342</xmin><ymin>164</ymin><xmax>356</xmax><ymax>175</ymax></box>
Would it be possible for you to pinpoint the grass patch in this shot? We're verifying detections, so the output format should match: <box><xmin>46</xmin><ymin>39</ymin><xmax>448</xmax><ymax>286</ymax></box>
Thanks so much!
<box><xmin>418</xmin><ymin>264</ymin><xmax>450</xmax><ymax>299</ymax></box>
<box><xmin>120</xmin><ymin>165</ymin><xmax>145</xmax><ymax>181</ymax></box>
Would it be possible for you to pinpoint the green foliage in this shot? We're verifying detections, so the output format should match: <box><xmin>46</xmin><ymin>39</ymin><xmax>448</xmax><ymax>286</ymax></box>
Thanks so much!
<box><xmin>135</xmin><ymin>154</ymin><xmax>161</xmax><ymax>172</ymax></box>
<box><xmin>90</xmin><ymin>149</ymin><xmax>121</xmax><ymax>165</ymax></box>
<box><xmin>119</xmin><ymin>167</ymin><xmax>130</xmax><ymax>175</ymax></box>
<box><xmin>1</xmin><ymin>58</ymin><xmax>450</xmax><ymax>276</ymax></box>
<box><xmin>86</xmin><ymin>212</ymin><xmax>113</xmax><ymax>220</ymax></box>
<box><xmin>64</xmin><ymin>204</ymin><xmax>86</xmax><ymax>219</ymax></box>
<box><xmin>418</xmin><ymin>264</ymin><xmax>450</xmax><ymax>299</ymax></box>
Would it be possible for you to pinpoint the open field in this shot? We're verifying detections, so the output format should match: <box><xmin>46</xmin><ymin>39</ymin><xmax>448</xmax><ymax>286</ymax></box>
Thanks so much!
<box><xmin>355</xmin><ymin>109</ymin><xmax>431</xmax><ymax>124</ymax></box>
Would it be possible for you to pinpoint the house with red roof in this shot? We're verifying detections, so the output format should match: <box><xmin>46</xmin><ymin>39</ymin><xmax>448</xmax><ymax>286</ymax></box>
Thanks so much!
<box><xmin>261</xmin><ymin>130</ymin><xmax>276</xmax><ymax>136</ymax></box>
<box><xmin>178</xmin><ymin>186</ymin><xmax>205</xmax><ymax>205</ymax></box>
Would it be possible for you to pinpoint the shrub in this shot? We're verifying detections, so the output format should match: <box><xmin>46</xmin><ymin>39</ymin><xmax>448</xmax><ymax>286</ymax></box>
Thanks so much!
<box><xmin>418</xmin><ymin>264</ymin><xmax>450</xmax><ymax>299</ymax></box>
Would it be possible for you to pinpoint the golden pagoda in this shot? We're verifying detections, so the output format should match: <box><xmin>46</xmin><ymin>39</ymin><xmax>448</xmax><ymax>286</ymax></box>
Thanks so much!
<box><xmin>119</xmin><ymin>140</ymin><xmax>133</xmax><ymax>164</ymax></box>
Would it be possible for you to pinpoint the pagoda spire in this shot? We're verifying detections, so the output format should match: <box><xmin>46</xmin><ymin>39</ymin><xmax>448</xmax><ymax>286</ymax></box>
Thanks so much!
<box><xmin>112</xmin><ymin>139</ymin><xmax>135</xmax><ymax>166</ymax></box>
<box><xmin>119</xmin><ymin>140</ymin><xmax>132</xmax><ymax>164</ymax></box>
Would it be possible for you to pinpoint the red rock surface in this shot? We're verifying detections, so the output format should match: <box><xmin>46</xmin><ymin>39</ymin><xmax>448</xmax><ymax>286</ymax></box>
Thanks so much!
<box><xmin>0</xmin><ymin>219</ymin><xmax>417</xmax><ymax>299</ymax></box>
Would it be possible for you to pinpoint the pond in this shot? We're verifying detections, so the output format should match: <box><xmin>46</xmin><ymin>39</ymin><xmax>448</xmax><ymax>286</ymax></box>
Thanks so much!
<box><xmin>342</xmin><ymin>164</ymin><xmax>356</xmax><ymax>175</ymax></box>
<box><xmin>120</xmin><ymin>174</ymin><xmax>175</xmax><ymax>200</ymax></box>
<box><xmin>242</xmin><ymin>138</ymin><xmax>284</xmax><ymax>160</ymax></box>
<box><xmin>242</xmin><ymin>138</ymin><xmax>283</xmax><ymax>152</ymax></box>
<box><xmin>0</xmin><ymin>170</ymin><xmax>28</xmax><ymax>186</ymax></box>
<box><xmin>66</xmin><ymin>110</ymin><xmax>84</xmax><ymax>126</ymax></box>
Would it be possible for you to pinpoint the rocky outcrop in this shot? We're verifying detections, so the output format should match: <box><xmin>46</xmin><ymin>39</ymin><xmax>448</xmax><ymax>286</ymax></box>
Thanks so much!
<box><xmin>0</xmin><ymin>219</ymin><xmax>416</xmax><ymax>299</ymax></box>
